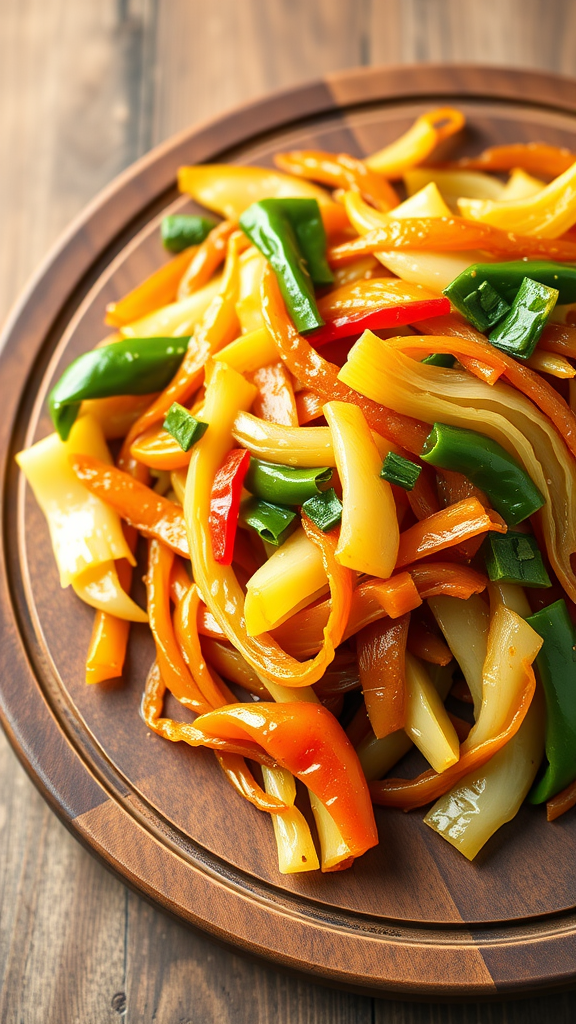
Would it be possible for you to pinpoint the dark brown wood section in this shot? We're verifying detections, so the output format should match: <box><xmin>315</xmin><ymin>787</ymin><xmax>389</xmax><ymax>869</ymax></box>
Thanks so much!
<box><xmin>4</xmin><ymin>3</ymin><xmax>576</xmax><ymax>1020</ymax></box>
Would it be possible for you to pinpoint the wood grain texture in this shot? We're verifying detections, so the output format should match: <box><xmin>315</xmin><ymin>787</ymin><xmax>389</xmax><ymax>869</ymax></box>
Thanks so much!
<box><xmin>3</xmin><ymin>1</ymin><xmax>576</xmax><ymax>1021</ymax></box>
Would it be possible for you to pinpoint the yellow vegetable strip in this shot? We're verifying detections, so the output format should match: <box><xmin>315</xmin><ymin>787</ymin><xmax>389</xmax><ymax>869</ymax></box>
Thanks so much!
<box><xmin>428</xmin><ymin>594</ymin><xmax>489</xmax><ymax>720</ymax></box>
<box><xmin>457</xmin><ymin>159</ymin><xmax>576</xmax><ymax>237</ymax></box>
<box><xmin>244</xmin><ymin>528</ymin><xmax>328</xmax><ymax>636</ymax></box>
<box><xmin>264</xmin><ymin>679</ymin><xmax>349</xmax><ymax>872</ymax></box>
<box><xmin>343</xmin><ymin>186</ymin><xmax>490</xmax><ymax>292</ymax></box>
<box><xmin>183</xmin><ymin>361</ymin><xmax>353</xmax><ymax>686</ymax></box>
<box><xmin>214</xmin><ymin>327</ymin><xmax>278</xmax><ymax>374</ymax></box>
<box><xmin>177</xmin><ymin>164</ymin><xmax>347</xmax><ymax>233</ymax></box>
<box><xmin>125</xmin><ymin>231</ymin><xmax>242</xmax><ymax>448</ymax></box>
<box><xmin>365</xmin><ymin>107</ymin><xmax>465</xmax><ymax>177</ymax></box>
<box><xmin>72</xmin><ymin>560</ymin><xmax>147</xmax><ymax>622</ymax></box>
<box><xmin>324</xmin><ymin>401</ymin><xmax>399</xmax><ymax>578</ymax></box>
<box><xmin>404</xmin><ymin>653</ymin><xmax>460</xmax><ymax>774</ymax></box>
<box><xmin>260</xmin><ymin>765</ymin><xmax>320</xmax><ymax>873</ymax></box>
<box><xmin>501</xmin><ymin>168</ymin><xmax>546</xmax><ymax>201</ymax></box>
<box><xmin>120</xmin><ymin>275</ymin><xmax>221</xmax><ymax>339</ymax></box>
<box><xmin>525</xmin><ymin>351</ymin><xmax>575</xmax><ymax>379</ymax></box>
<box><xmin>16</xmin><ymin>415</ymin><xmax>134</xmax><ymax>588</ymax></box>
<box><xmin>371</xmin><ymin>607</ymin><xmax>541</xmax><ymax>809</ymax></box>
<box><xmin>424</xmin><ymin>693</ymin><xmax>544</xmax><ymax>860</ymax></box>
<box><xmin>338</xmin><ymin>332</ymin><xmax>576</xmax><ymax>602</ymax></box>
<box><xmin>404</xmin><ymin>167</ymin><xmax>506</xmax><ymax>204</ymax></box>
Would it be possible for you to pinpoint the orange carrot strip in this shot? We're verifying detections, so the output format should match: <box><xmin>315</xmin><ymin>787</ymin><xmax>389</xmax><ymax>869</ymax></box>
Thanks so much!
<box><xmin>410</xmin><ymin>317</ymin><xmax>576</xmax><ymax>460</ymax></box>
<box><xmin>85</xmin><ymin>540</ymin><xmax>133</xmax><ymax>684</ymax></box>
<box><xmin>407</xmin><ymin>613</ymin><xmax>452</xmax><ymax>666</ymax></box>
<box><xmin>547</xmin><ymin>779</ymin><xmax>576</xmax><ymax>821</ymax></box>
<box><xmin>105</xmin><ymin>247</ymin><xmax>197</xmax><ymax>327</ymax></box>
<box><xmin>249</xmin><ymin>362</ymin><xmax>298</xmax><ymax>426</ymax></box>
<box><xmin>70</xmin><ymin>454</ymin><xmax>188</xmax><ymax>558</ymax></box>
<box><xmin>274</xmin><ymin>150</ymin><xmax>399</xmax><ymax>212</ymax></box>
<box><xmin>447</xmin><ymin>142</ymin><xmax>576</xmax><ymax>179</ymax></box>
<box><xmin>84</xmin><ymin>456</ymin><xmax>150</xmax><ymax>684</ymax></box>
<box><xmin>396</xmin><ymin>498</ymin><xmax>506</xmax><ymax>569</ymax></box>
<box><xmin>328</xmin><ymin>217</ymin><xmax>576</xmax><ymax>264</ymax></box>
<box><xmin>125</xmin><ymin>230</ymin><xmax>242</xmax><ymax>447</ymax></box>
<box><xmin>131</xmin><ymin>424</ymin><xmax>190</xmax><ymax>470</ymax></box>
<box><xmin>261</xmin><ymin>266</ymin><xmax>428</xmax><ymax>455</ymax></box>
<box><xmin>146</xmin><ymin>540</ymin><xmax>209</xmax><ymax>711</ymax></box>
<box><xmin>177</xmin><ymin>219</ymin><xmax>237</xmax><ymax>296</ymax></box>
<box><xmin>172</xmin><ymin>584</ymin><xmax>237</xmax><ymax>708</ymax></box>
<box><xmin>539</xmin><ymin>323</ymin><xmax>576</xmax><ymax>358</ymax></box>
<box><xmin>357</xmin><ymin>615</ymin><xmax>409</xmax><ymax>739</ymax></box>
<box><xmin>409</xmin><ymin>561</ymin><xmax>488</xmax><ymax>600</ymax></box>
<box><xmin>370</xmin><ymin>664</ymin><xmax>536</xmax><ymax>810</ymax></box>
<box><xmin>272</xmin><ymin>575</ymin><xmax>421</xmax><ymax>660</ymax></box>
<box><xmin>200</xmin><ymin>637</ymin><xmax>271</xmax><ymax>698</ymax></box>
<box><xmin>406</xmin><ymin>465</ymin><xmax>440</xmax><ymax>521</ymax></box>
<box><xmin>213</xmin><ymin>752</ymin><xmax>290</xmax><ymax>813</ymax></box>
<box><xmin>296</xmin><ymin>389</ymin><xmax>326</xmax><ymax>424</ymax></box>
<box><xmin>142</xmin><ymin>661</ymin><xmax>283</xmax><ymax>781</ymax></box>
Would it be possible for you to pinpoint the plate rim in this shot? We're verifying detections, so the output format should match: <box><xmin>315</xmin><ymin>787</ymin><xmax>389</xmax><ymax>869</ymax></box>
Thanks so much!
<box><xmin>4</xmin><ymin>63</ymin><xmax>576</xmax><ymax>998</ymax></box>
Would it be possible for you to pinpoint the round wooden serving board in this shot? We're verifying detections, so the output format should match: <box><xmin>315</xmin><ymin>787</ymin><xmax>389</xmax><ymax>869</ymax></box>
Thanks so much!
<box><xmin>3</xmin><ymin>64</ymin><xmax>576</xmax><ymax>999</ymax></box>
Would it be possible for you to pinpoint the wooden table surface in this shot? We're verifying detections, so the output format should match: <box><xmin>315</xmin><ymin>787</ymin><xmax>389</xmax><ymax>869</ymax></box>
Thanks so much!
<box><xmin>3</xmin><ymin>1</ymin><xmax>576</xmax><ymax>1020</ymax></box>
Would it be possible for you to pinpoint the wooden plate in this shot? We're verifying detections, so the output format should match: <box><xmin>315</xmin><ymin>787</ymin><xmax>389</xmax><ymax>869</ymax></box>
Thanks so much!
<box><xmin>3</xmin><ymin>64</ymin><xmax>576</xmax><ymax>1000</ymax></box>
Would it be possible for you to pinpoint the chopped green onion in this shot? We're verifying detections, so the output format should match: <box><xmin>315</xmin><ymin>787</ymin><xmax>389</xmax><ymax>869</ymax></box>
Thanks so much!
<box><xmin>482</xmin><ymin>530</ymin><xmax>551</xmax><ymax>588</ymax></box>
<box><xmin>244</xmin><ymin>458</ymin><xmax>332</xmax><ymax>506</ymax></box>
<box><xmin>488</xmin><ymin>277</ymin><xmax>558</xmax><ymax>359</ymax></box>
<box><xmin>163</xmin><ymin>402</ymin><xmax>208</xmax><ymax>452</ymax></box>
<box><xmin>422</xmin><ymin>353</ymin><xmax>456</xmax><ymax>368</ymax></box>
<box><xmin>462</xmin><ymin>280</ymin><xmax>511</xmax><ymax>333</ymax></box>
<box><xmin>161</xmin><ymin>214</ymin><xmax>217</xmax><ymax>253</ymax></box>
<box><xmin>239</xmin><ymin>497</ymin><xmax>297</xmax><ymax>546</ymax></box>
<box><xmin>380</xmin><ymin>452</ymin><xmax>422</xmax><ymax>491</ymax></box>
<box><xmin>302</xmin><ymin>488</ymin><xmax>343</xmax><ymax>531</ymax></box>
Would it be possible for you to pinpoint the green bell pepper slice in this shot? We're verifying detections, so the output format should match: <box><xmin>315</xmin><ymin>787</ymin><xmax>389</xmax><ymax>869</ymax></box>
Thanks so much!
<box><xmin>488</xmin><ymin>277</ymin><xmax>558</xmax><ymax>359</ymax></box>
<box><xmin>526</xmin><ymin>600</ymin><xmax>576</xmax><ymax>804</ymax></box>
<box><xmin>49</xmin><ymin>336</ymin><xmax>189</xmax><ymax>441</ymax></box>
<box><xmin>244</xmin><ymin>458</ymin><xmax>332</xmax><ymax>506</ymax></box>
<box><xmin>421</xmin><ymin>422</ymin><xmax>545</xmax><ymax>525</ymax></box>
<box><xmin>444</xmin><ymin>260</ymin><xmax>576</xmax><ymax>308</ymax></box>
<box><xmin>482</xmin><ymin>530</ymin><xmax>551</xmax><ymax>588</ymax></box>
<box><xmin>239</xmin><ymin>198</ymin><xmax>330</xmax><ymax>333</ymax></box>
<box><xmin>161</xmin><ymin>214</ymin><xmax>217</xmax><ymax>253</ymax></box>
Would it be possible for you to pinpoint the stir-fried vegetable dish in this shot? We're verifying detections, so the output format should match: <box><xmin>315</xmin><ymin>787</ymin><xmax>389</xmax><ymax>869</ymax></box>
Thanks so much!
<box><xmin>18</xmin><ymin>107</ymin><xmax>576</xmax><ymax>872</ymax></box>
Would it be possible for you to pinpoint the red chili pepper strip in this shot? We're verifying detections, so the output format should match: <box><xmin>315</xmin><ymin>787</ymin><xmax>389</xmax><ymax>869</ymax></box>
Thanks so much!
<box><xmin>306</xmin><ymin>298</ymin><xmax>451</xmax><ymax>348</ymax></box>
<box><xmin>208</xmin><ymin>449</ymin><xmax>251</xmax><ymax>565</ymax></box>
<box><xmin>357</xmin><ymin>615</ymin><xmax>409</xmax><ymax>739</ymax></box>
<box><xmin>188</xmin><ymin>701</ymin><xmax>379</xmax><ymax>860</ymax></box>
<box><xmin>261</xmin><ymin>266</ymin><xmax>429</xmax><ymax>456</ymax></box>
<box><xmin>70</xmin><ymin>454</ymin><xmax>189</xmax><ymax>557</ymax></box>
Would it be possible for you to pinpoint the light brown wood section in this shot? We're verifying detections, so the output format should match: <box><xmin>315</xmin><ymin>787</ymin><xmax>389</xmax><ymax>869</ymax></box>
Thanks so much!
<box><xmin>3</xmin><ymin>1</ymin><xmax>576</xmax><ymax>1021</ymax></box>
